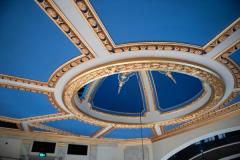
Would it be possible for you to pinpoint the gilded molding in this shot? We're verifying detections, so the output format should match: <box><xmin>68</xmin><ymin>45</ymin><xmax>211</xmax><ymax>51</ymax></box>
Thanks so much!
<box><xmin>222</xmin><ymin>91</ymin><xmax>239</xmax><ymax>107</ymax></box>
<box><xmin>159</xmin><ymin>91</ymin><xmax>240</xmax><ymax>134</ymax></box>
<box><xmin>73</xmin><ymin>0</ymin><xmax>115</xmax><ymax>52</ymax></box>
<box><xmin>0</xmin><ymin>117</ymin><xmax>20</xmax><ymax>123</ymax></box>
<box><xmin>73</xmin><ymin>0</ymin><xmax>205</xmax><ymax>55</ymax></box>
<box><xmin>91</xmin><ymin>126</ymin><xmax>113</xmax><ymax>138</ymax></box>
<box><xmin>0</xmin><ymin>74</ymin><xmax>49</xmax><ymax>94</ymax></box>
<box><xmin>20</xmin><ymin>113</ymin><xmax>68</xmax><ymax>123</ymax></box>
<box><xmin>113</xmin><ymin>42</ymin><xmax>204</xmax><ymax>55</ymax></box>
<box><xmin>215</xmin><ymin>40</ymin><xmax>240</xmax><ymax>88</ymax></box>
<box><xmin>62</xmin><ymin>58</ymin><xmax>224</xmax><ymax>128</ymax></box>
<box><xmin>36</xmin><ymin>0</ymin><xmax>95</xmax><ymax>58</ymax></box>
<box><xmin>47</xmin><ymin>92</ymin><xmax>67</xmax><ymax>113</ymax></box>
<box><xmin>0</xmin><ymin>74</ymin><xmax>47</xmax><ymax>87</ymax></box>
<box><xmin>204</xmin><ymin>18</ymin><xmax>240</xmax><ymax>52</ymax></box>
<box><xmin>152</xmin><ymin>102</ymin><xmax>240</xmax><ymax>142</ymax></box>
<box><xmin>48</xmin><ymin>55</ymin><xmax>93</xmax><ymax>87</ymax></box>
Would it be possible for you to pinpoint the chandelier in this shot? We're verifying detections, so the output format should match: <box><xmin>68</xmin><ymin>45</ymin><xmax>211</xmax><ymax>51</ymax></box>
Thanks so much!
<box><xmin>117</xmin><ymin>71</ymin><xmax>176</xmax><ymax>94</ymax></box>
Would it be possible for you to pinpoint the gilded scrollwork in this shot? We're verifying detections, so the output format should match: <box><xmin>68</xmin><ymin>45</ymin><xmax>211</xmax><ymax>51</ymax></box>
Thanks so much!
<box><xmin>62</xmin><ymin>58</ymin><xmax>225</xmax><ymax>128</ymax></box>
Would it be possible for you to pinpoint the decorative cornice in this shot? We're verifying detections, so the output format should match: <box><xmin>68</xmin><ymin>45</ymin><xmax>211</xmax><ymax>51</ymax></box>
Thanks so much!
<box><xmin>0</xmin><ymin>74</ymin><xmax>50</xmax><ymax>94</ymax></box>
<box><xmin>36</xmin><ymin>0</ymin><xmax>95</xmax><ymax>57</ymax></box>
<box><xmin>204</xmin><ymin>18</ymin><xmax>240</xmax><ymax>52</ymax></box>
<box><xmin>63</xmin><ymin>58</ymin><xmax>224</xmax><ymax>128</ymax></box>
<box><xmin>73</xmin><ymin>0</ymin><xmax>205</xmax><ymax>55</ymax></box>
<box><xmin>215</xmin><ymin>40</ymin><xmax>240</xmax><ymax>88</ymax></box>
<box><xmin>0</xmin><ymin>127</ymin><xmax>152</xmax><ymax>145</ymax></box>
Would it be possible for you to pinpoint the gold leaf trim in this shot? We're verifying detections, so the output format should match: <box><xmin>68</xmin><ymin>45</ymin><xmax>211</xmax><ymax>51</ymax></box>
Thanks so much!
<box><xmin>36</xmin><ymin>0</ymin><xmax>95</xmax><ymax>57</ymax></box>
<box><xmin>0</xmin><ymin>74</ymin><xmax>49</xmax><ymax>94</ymax></box>
<box><xmin>215</xmin><ymin>40</ymin><xmax>240</xmax><ymax>88</ymax></box>
<box><xmin>62</xmin><ymin>58</ymin><xmax>225</xmax><ymax>128</ymax></box>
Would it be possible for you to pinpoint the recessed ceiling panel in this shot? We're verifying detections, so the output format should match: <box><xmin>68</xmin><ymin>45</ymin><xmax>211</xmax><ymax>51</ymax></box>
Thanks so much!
<box><xmin>104</xmin><ymin>128</ymin><xmax>153</xmax><ymax>139</ymax></box>
<box><xmin>224</xmin><ymin>93</ymin><xmax>240</xmax><ymax>106</ymax></box>
<box><xmin>42</xmin><ymin>119</ymin><xmax>101</xmax><ymax>136</ymax></box>
<box><xmin>0</xmin><ymin>87</ymin><xmax>58</xmax><ymax>118</ymax></box>
<box><xmin>0</xmin><ymin>0</ymin><xmax>80</xmax><ymax>81</ymax></box>
<box><xmin>90</xmin><ymin>0</ymin><xmax>240</xmax><ymax>45</ymax></box>
<box><xmin>229</xmin><ymin>49</ymin><xmax>240</xmax><ymax>65</ymax></box>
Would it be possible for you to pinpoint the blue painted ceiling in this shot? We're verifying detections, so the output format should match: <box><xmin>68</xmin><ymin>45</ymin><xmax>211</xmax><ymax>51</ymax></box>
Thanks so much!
<box><xmin>230</xmin><ymin>49</ymin><xmax>240</xmax><ymax>65</ymax></box>
<box><xmin>90</xmin><ymin>0</ymin><xmax>240</xmax><ymax>45</ymax></box>
<box><xmin>43</xmin><ymin>119</ymin><xmax>101</xmax><ymax>136</ymax></box>
<box><xmin>0</xmin><ymin>0</ymin><xmax>80</xmax><ymax>81</ymax></box>
<box><xmin>0</xmin><ymin>0</ymin><xmax>239</xmax><ymax>139</ymax></box>
<box><xmin>0</xmin><ymin>87</ymin><xmax>58</xmax><ymax>119</ymax></box>
<box><xmin>104</xmin><ymin>128</ymin><xmax>153</xmax><ymax>139</ymax></box>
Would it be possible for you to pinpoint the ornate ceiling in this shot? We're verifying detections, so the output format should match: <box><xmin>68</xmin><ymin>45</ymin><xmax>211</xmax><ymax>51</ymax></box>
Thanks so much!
<box><xmin>0</xmin><ymin>0</ymin><xmax>239</xmax><ymax>143</ymax></box>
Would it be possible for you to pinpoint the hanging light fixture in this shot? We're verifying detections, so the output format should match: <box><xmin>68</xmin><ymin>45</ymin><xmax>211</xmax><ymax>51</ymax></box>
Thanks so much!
<box><xmin>117</xmin><ymin>71</ymin><xmax>176</xmax><ymax>95</ymax></box>
<box><xmin>117</xmin><ymin>72</ymin><xmax>132</xmax><ymax>94</ymax></box>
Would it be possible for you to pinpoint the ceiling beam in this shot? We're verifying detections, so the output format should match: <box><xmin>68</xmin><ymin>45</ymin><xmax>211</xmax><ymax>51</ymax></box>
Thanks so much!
<box><xmin>0</xmin><ymin>74</ymin><xmax>54</xmax><ymax>93</ymax></box>
<box><xmin>139</xmin><ymin>71</ymin><xmax>157</xmax><ymax>113</ymax></box>
<box><xmin>205</xmin><ymin>30</ymin><xmax>240</xmax><ymax>58</ymax></box>
<box><xmin>51</xmin><ymin>0</ymin><xmax>109</xmax><ymax>57</ymax></box>
<box><xmin>20</xmin><ymin>113</ymin><xmax>74</xmax><ymax>123</ymax></box>
<box><xmin>92</xmin><ymin>125</ymin><xmax>113</xmax><ymax>138</ymax></box>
